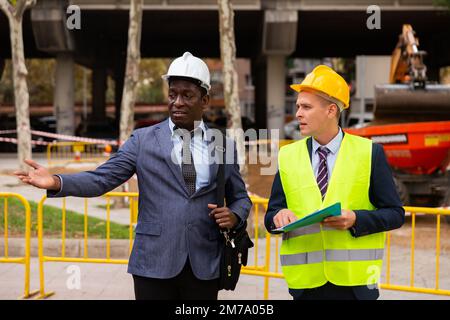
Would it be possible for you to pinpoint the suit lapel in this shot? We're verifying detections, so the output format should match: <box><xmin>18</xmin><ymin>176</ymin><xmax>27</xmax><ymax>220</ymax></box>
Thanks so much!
<box><xmin>192</xmin><ymin>130</ymin><xmax>221</xmax><ymax>199</ymax></box>
<box><xmin>154</xmin><ymin>119</ymin><xmax>189</xmax><ymax>195</ymax></box>
<box><xmin>208</xmin><ymin>139</ymin><xmax>220</xmax><ymax>185</ymax></box>
<box><xmin>307</xmin><ymin>137</ymin><xmax>313</xmax><ymax>162</ymax></box>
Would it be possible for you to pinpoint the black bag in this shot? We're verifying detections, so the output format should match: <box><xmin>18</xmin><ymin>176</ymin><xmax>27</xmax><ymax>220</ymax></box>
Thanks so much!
<box><xmin>215</xmin><ymin>133</ymin><xmax>254</xmax><ymax>291</ymax></box>
<box><xmin>218</xmin><ymin>222</ymin><xmax>254</xmax><ymax>290</ymax></box>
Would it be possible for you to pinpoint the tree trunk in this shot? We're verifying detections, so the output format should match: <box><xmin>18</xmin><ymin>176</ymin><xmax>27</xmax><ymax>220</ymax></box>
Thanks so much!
<box><xmin>119</xmin><ymin>0</ymin><xmax>143</xmax><ymax>144</ymax></box>
<box><xmin>0</xmin><ymin>58</ymin><xmax>4</xmax><ymax>79</ymax></box>
<box><xmin>1</xmin><ymin>0</ymin><xmax>34</xmax><ymax>171</ymax></box>
<box><xmin>217</xmin><ymin>0</ymin><xmax>246</xmax><ymax>174</ymax></box>
<box><xmin>116</xmin><ymin>0</ymin><xmax>143</xmax><ymax>208</ymax></box>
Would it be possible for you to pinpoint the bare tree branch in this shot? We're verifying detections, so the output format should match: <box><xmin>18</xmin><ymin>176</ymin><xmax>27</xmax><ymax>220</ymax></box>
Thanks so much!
<box><xmin>119</xmin><ymin>0</ymin><xmax>143</xmax><ymax>144</ymax></box>
<box><xmin>2</xmin><ymin>0</ymin><xmax>33</xmax><ymax>169</ymax></box>
<box><xmin>217</xmin><ymin>0</ymin><xmax>246</xmax><ymax>174</ymax></box>
<box><xmin>11</xmin><ymin>0</ymin><xmax>35</xmax><ymax>20</ymax></box>
<box><xmin>0</xmin><ymin>0</ymin><xmax>13</xmax><ymax>20</ymax></box>
<box><xmin>14</xmin><ymin>0</ymin><xmax>26</xmax><ymax>19</ymax></box>
<box><xmin>14</xmin><ymin>0</ymin><xmax>35</xmax><ymax>19</ymax></box>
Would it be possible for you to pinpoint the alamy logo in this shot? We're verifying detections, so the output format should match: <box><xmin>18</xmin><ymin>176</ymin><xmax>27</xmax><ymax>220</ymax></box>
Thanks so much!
<box><xmin>66</xmin><ymin>265</ymin><xmax>81</xmax><ymax>290</ymax></box>
<box><xmin>366</xmin><ymin>5</ymin><xmax>381</xmax><ymax>30</ymax></box>
<box><xmin>66</xmin><ymin>5</ymin><xmax>81</xmax><ymax>30</ymax></box>
<box><xmin>366</xmin><ymin>265</ymin><xmax>380</xmax><ymax>290</ymax></box>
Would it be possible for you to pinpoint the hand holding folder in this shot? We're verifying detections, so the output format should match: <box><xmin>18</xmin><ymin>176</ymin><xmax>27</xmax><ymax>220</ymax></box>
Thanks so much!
<box><xmin>273</xmin><ymin>202</ymin><xmax>341</xmax><ymax>233</ymax></box>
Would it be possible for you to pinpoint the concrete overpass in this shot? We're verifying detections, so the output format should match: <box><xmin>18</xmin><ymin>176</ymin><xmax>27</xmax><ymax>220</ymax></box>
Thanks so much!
<box><xmin>1</xmin><ymin>0</ymin><xmax>449</xmax><ymax>135</ymax></box>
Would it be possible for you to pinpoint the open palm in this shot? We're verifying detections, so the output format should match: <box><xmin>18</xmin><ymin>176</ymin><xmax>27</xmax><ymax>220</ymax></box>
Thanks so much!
<box><xmin>13</xmin><ymin>159</ymin><xmax>59</xmax><ymax>190</ymax></box>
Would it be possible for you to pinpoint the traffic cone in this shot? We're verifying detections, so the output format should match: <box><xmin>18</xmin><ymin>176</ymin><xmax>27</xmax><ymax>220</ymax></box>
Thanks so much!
<box><xmin>74</xmin><ymin>150</ymin><xmax>81</xmax><ymax>162</ymax></box>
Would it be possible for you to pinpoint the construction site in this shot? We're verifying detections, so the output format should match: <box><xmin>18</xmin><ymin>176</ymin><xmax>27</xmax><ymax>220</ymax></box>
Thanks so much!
<box><xmin>1</xmin><ymin>0</ymin><xmax>450</xmax><ymax>304</ymax></box>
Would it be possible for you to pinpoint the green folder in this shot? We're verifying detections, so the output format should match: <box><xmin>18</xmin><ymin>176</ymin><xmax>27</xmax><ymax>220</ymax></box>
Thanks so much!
<box><xmin>273</xmin><ymin>202</ymin><xmax>341</xmax><ymax>233</ymax></box>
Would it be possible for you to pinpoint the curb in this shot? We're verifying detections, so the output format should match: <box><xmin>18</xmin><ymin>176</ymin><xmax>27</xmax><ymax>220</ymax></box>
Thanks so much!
<box><xmin>0</xmin><ymin>238</ymin><xmax>131</xmax><ymax>259</ymax></box>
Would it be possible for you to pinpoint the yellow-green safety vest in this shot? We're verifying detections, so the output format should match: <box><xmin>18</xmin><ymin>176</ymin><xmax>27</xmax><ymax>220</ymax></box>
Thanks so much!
<box><xmin>278</xmin><ymin>133</ymin><xmax>385</xmax><ymax>289</ymax></box>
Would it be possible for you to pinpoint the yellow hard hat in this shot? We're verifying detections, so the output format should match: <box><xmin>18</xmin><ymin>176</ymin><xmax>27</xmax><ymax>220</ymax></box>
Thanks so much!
<box><xmin>290</xmin><ymin>65</ymin><xmax>350</xmax><ymax>109</ymax></box>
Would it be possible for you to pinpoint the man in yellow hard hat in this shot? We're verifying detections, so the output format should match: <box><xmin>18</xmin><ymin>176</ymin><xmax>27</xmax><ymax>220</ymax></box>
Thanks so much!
<box><xmin>265</xmin><ymin>65</ymin><xmax>405</xmax><ymax>300</ymax></box>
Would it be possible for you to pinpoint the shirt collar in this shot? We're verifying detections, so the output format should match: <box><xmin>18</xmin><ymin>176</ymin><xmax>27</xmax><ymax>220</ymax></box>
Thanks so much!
<box><xmin>168</xmin><ymin>117</ymin><xmax>209</xmax><ymax>141</ymax></box>
<box><xmin>312</xmin><ymin>127</ymin><xmax>343</xmax><ymax>155</ymax></box>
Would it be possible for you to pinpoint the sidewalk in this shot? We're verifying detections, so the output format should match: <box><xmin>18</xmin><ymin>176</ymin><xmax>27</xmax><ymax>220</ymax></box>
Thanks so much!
<box><xmin>0</xmin><ymin>257</ymin><xmax>448</xmax><ymax>300</ymax></box>
<box><xmin>1</xmin><ymin>239</ymin><xmax>450</xmax><ymax>300</ymax></box>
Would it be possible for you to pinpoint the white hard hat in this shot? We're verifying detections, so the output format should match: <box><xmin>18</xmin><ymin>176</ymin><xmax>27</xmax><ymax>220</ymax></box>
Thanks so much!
<box><xmin>162</xmin><ymin>52</ymin><xmax>211</xmax><ymax>91</ymax></box>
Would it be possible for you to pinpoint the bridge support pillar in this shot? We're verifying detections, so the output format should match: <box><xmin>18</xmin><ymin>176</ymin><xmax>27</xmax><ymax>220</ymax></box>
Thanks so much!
<box><xmin>266</xmin><ymin>55</ymin><xmax>287</xmax><ymax>139</ymax></box>
<box><xmin>54</xmin><ymin>53</ymin><xmax>75</xmax><ymax>136</ymax></box>
<box><xmin>252</xmin><ymin>9</ymin><xmax>297</xmax><ymax>137</ymax></box>
<box><xmin>92</xmin><ymin>67</ymin><xmax>107</xmax><ymax>121</ymax></box>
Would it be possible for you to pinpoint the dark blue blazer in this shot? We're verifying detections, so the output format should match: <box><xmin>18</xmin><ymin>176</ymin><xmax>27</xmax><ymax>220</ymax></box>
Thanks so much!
<box><xmin>48</xmin><ymin>119</ymin><xmax>252</xmax><ymax>281</ymax></box>
<box><xmin>265</xmin><ymin>135</ymin><xmax>405</xmax><ymax>300</ymax></box>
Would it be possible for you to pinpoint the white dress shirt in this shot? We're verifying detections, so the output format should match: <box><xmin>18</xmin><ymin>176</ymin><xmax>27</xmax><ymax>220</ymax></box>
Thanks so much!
<box><xmin>311</xmin><ymin>127</ymin><xmax>344</xmax><ymax>179</ymax></box>
<box><xmin>168</xmin><ymin>117</ymin><xmax>210</xmax><ymax>192</ymax></box>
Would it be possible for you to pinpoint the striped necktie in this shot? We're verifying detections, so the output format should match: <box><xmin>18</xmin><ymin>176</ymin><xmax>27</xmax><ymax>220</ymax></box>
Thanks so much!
<box><xmin>180</xmin><ymin>131</ymin><xmax>197</xmax><ymax>196</ymax></box>
<box><xmin>316</xmin><ymin>146</ymin><xmax>330</xmax><ymax>200</ymax></box>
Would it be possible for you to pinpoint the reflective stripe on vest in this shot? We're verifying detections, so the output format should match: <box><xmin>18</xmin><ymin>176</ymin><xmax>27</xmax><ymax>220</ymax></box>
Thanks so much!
<box><xmin>281</xmin><ymin>251</ymin><xmax>323</xmax><ymax>265</ymax></box>
<box><xmin>280</xmin><ymin>248</ymin><xmax>384</xmax><ymax>266</ymax></box>
<box><xmin>326</xmin><ymin>248</ymin><xmax>384</xmax><ymax>262</ymax></box>
<box><xmin>282</xmin><ymin>224</ymin><xmax>335</xmax><ymax>240</ymax></box>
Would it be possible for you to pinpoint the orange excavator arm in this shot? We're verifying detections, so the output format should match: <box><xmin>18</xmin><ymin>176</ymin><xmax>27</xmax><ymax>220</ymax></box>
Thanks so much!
<box><xmin>374</xmin><ymin>24</ymin><xmax>450</xmax><ymax>122</ymax></box>
<box><xmin>389</xmin><ymin>24</ymin><xmax>427</xmax><ymax>87</ymax></box>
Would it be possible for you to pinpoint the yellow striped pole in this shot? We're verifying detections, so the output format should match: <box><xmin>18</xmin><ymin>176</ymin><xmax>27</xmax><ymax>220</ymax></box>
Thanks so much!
<box><xmin>61</xmin><ymin>198</ymin><xmax>66</xmax><ymax>258</ymax></box>
<box><xmin>4</xmin><ymin>197</ymin><xmax>8</xmax><ymax>258</ymax></box>
<box><xmin>37</xmin><ymin>196</ymin><xmax>55</xmax><ymax>299</ymax></box>
<box><xmin>410</xmin><ymin>212</ymin><xmax>415</xmax><ymax>287</ymax></box>
<box><xmin>436</xmin><ymin>214</ymin><xmax>441</xmax><ymax>290</ymax></box>
<box><xmin>84</xmin><ymin>199</ymin><xmax>88</xmax><ymax>259</ymax></box>
<box><xmin>106</xmin><ymin>197</ymin><xmax>111</xmax><ymax>260</ymax></box>
<box><xmin>386</xmin><ymin>232</ymin><xmax>391</xmax><ymax>284</ymax></box>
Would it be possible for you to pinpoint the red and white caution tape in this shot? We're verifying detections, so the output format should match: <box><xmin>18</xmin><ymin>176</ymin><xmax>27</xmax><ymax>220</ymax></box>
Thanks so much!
<box><xmin>0</xmin><ymin>129</ymin><xmax>118</xmax><ymax>145</ymax></box>
<box><xmin>30</xmin><ymin>130</ymin><xmax>119</xmax><ymax>145</ymax></box>
<box><xmin>0</xmin><ymin>130</ymin><xmax>18</xmax><ymax>135</ymax></box>
<box><xmin>0</xmin><ymin>136</ymin><xmax>51</xmax><ymax>145</ymax></box>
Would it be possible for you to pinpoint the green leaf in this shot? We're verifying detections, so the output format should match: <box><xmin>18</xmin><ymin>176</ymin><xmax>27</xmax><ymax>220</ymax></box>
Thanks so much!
<box><xmin>433</xmin><ymin>0</ymin><xmax>450</xmax><ymax>9</ymax></box>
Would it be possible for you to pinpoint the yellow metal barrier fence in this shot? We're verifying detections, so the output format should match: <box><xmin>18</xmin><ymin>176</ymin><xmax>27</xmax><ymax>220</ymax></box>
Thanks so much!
<box><xmin>47</xmin><ymin>141</ymin><xmax>112</xmax><ymax>167</ymax></box>
<box><xmin>0</xmin><ymin>192</ymin><xmax>38</xmax><ymax>299</ymax></box>
<box><xmin>36</xmin><ymin>192</ymin><xmax>138</xmax><ymax>299</ymax></box>
<box><xmin>243</xmin><ymin>199</ymin><xmax>450</xmax><ymax>298</ymax></box>
<box><xmin>242</xmin><ymin>197</ymin><xmax>284</xmax><ymax>300</ymax></box>
<box><xmin>380</xmin><ymin>206</ymin><xmax>450</xmax><ymax>296</ymax></box>
<box><xmin>35</xmin><ymin>192</ymin><xmax>450</xmax><ymax>299</ymax></box>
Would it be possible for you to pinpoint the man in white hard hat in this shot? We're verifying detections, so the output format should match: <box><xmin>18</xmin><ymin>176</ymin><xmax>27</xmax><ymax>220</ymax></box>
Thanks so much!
<box><xmin>15</xmin><ymin>52</ymin><xmax>251</xmax><ymax>300</ymax></box>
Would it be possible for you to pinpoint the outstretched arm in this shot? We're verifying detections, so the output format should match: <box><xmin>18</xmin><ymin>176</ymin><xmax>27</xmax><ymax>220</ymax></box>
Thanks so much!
<box><xmin>14</xmin><ymin>131</ymin><xmax>140</xmax><ymax>198</ymax></box>
<box><xmin>14</xmin><ymin>159</ymin><xmax>61</xmax><ymax>190</ymax></box>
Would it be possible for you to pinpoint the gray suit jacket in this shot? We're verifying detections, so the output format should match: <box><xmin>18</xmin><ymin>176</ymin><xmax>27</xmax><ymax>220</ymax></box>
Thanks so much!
<box><xmin>48</xmin><ymin>119</ymin><xmax>252</xmax><ymax>280</ymax></box>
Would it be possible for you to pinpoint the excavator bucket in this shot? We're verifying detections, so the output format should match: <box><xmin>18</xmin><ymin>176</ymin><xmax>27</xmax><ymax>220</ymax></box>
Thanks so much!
<box><xmin>374</xmin><ymin>84</ymin><xmax>450</xmax><ymax>122</ymax></box>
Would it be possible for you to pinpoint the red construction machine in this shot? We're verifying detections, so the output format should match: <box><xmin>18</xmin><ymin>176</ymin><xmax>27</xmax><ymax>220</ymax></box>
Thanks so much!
<box><xmin>346</xmin><ymin>25</ymin><xmax>450</xmax><ymax>219</ymax></box>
